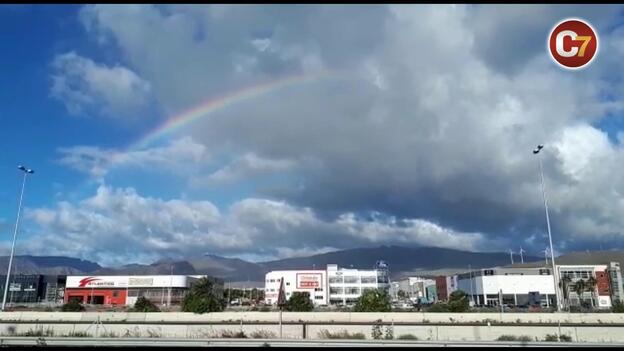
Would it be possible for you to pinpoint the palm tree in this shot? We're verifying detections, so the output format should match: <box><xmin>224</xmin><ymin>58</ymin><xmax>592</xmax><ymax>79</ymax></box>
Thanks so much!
<box><xmin>559</xmin><ymin>275</ymin><xmax>572</xmax><ymax>310</ymax></box>
<box><xmin>574</xmin><ymin>279</ymin><xmax>586</xmax><ymax>307</ymax></box>
<box><xmin>586</xmin><ymin>277</ymin><xmax>597</xmax><ymax>309</ymax></box>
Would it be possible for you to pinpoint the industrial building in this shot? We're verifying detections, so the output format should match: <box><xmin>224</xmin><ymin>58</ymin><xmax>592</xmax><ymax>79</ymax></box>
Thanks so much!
<box><xmin>435</xmin><ymin>275</ymin><xmax>458</xmax><ymax>302</ymax></box>
<box><xmin>557</xmin><ymin>262</ymin><xmax>624</xmax><ymax>308</ymax></box>
<box><xmin>64</xmin><ymin>275</ymin><xmax>223</xmax><ymax>306</ymax></box>
<box><xmin>0</xmin><ymin>275</ymin><xmax>66</xmax><ymax>305</ymax></box>
<box><xmin>453</xmin><ymin>267</ymin><xmax>557</xmax><ymax>307</ymax></box>
<box><xmin>390</xmin><ymin>277</ymin><xmax>437</xmax><ymax>304</ymax></box>
<box><xmin>264</xmin><ymin>262</ymin><xmax>390</xmax><ymax>306</ymax></box>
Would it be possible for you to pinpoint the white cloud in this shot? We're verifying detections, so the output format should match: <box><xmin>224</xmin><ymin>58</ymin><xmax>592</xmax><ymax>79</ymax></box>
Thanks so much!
<box><xmin>202</xmin><ymin>153</ymin><xmax>296</xmax><ymax>184</ymax></box>
<box><xmin>50</xmin><ymin>51</ymin><xmax>151</xmax><ymax>118</ymax></box>
<box><xmin>22</xmin><ymin>185</ymin><xmax>488</xmax><ymax>266</ymax></box>
<box><xmin>58</xmin><ymin>137</ymin><xmax>208</xmax><ymax>181</ymax></box>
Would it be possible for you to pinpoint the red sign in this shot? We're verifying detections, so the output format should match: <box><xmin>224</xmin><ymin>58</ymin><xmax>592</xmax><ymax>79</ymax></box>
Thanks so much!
<box><xmin>296</xmin><ymin>273</ymin><xmax>322</xmax><ymax>289</ymax></box>
<box><xmin>548</xmin><ymin>18</ymin><xmax>598</xmax><ymax>69</ymax></box>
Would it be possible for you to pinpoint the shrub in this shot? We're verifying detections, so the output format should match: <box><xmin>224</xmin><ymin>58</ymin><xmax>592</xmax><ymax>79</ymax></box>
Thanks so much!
<box><xmin>182</xmin><ymin>277</ymin><xmax>226</xmax><ymax>314</ymax></box>
<box><xmin>496</xmin><ymin>335</ymin><xmax>519</xmax><ymax>341</ymax></box>
<box><xmin>371</xmin><ymin>320</ymin><xmax>383</xmax><ymax>340</ymax></box>
<box><xmin>220</xmin><ymin>330</ymin><xmax>247</xmax><ymax>338</ymax></box>
<box><xmin>427</xmin><ymin>303</ymin><xmax>450</xmax><ymax>312</ymax></box>
<box><xmin>559</xmin><ymin>334</ymin><xmax>572</xmax><ymax>342</ymax></box>
<box><xmin>130</xmin><ymin>296</ymin><xmax>160</xmax><ymax>312</ymax></box>
<box><xmin>66</xmin><ymin>331</ymin><xmax>90</xmax><ymax>337</ymax></box>
<box><xmin>612</xmin><ymin>301</ymin><xmax>624</xmax><ymax>313</ymax></box>
<box><xmin>284</xmin><ymin>292</ymin><xmax>314</xmax><ymax>312</ymax></box>
<box><xmin>318</xmin><ymin>329</ymin><xmax>366</xmax><ymax>339</ymax></box>
<box><xmin>250</xmin><ymin>330</ymin><xmax>276</xmax><ymax>339</ymax></box>
<box><xmin>518</xmin><ymin>336</ymin><xmax>533</xmax><ymax>342</ymax></box>
<box><xmin>397</xmin><ymin>334</ymin><xmax>418</xmax><ymax>340</ymax></box>
<box><xmin>354</xmin><ymin>290</ymin><xmax>391</xmax><ymax>312</ymax></box>
<box><xmin>61</xmin><ymin>299</ymin><xmax>85</xmax><ymax>312</ymax></box>
<box><xmin>543</xmin><ymin>334</ymin><xmax>559</xmax><ymax>342</ymax></box>
<box><xmin>384</xmin><ymin>325</ymin><xmax>394</xmax><ymax>340</ymax></box>
<box><xmin>447</xmin><ymin>290</ymin><xmax>470</xmax><ymax>312</ymax></box>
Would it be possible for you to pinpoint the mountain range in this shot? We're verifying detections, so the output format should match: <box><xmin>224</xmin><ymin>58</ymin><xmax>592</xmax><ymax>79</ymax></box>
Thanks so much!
<box><xmin>1</xmin><ymin>246</ymin><xmax>621</xmax><ymax>288</ymax></box>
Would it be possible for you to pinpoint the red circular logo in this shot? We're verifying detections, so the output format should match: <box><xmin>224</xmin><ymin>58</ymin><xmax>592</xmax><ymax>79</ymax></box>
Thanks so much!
<box><xmin>548</xmin><ymin>18</ymin><xmax>598</xmax><ymax>69</ymax></box>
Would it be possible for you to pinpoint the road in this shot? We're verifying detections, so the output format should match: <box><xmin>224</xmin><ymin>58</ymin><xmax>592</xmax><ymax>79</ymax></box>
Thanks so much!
<box><xmin>1</xmin><ymin>337</ymin><xmax>624</xmax><ymax>347</ymax></box>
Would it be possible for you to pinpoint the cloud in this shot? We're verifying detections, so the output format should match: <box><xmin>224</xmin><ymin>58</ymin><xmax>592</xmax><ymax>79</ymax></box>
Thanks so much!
<box><xmin>50</xmin><ymin>51</ymin><xmax>152</xmax><ymax>118</ymax></box>
<box><xmin>57</xmin><ymin>137</ymin><xmax>209</xmax><ymax>181</ymax></box>
<box><xmin>23</xmin><ymin>185</ymin><xmax>488</xmax><ymax>266</ymax></box>
<box><xmin>61</xmin><ymin>4</ymin><xmax>624</xmax><ymax>257</ymax></box>
<box><xmin>200</xmin><ymin>153</ymin><xmax>296</xmax><ymax>184</ymax></box>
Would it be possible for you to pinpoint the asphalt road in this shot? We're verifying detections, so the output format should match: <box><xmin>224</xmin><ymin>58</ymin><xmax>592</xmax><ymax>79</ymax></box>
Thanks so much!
<box><xmin>1</xmin><ymin>337</ymin><xmax>623</xmax><ymax>347</ymax></box>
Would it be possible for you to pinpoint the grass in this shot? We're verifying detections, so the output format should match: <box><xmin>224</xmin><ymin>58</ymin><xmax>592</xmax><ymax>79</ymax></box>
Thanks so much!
<box><xmin>496</xmin><ymin>335</ymin><xmax>533</xmax><ymax>342</ymax></box>
<box><xmin>220</xmin><ymin>330</ymin><xmax>247</xmax><ymax>338</ymax></box>
<box><xmin>250</xmin><ymin>330</ymin><xmax>276</xmax><ymax>339</ymax></box>
<box><xmin>317</xmin><ymin>329</ymin><xmax>366</xmax><ymax>340</ymax></box>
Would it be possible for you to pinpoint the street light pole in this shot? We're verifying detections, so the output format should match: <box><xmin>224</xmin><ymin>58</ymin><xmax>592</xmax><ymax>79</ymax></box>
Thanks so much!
<box><xmin>2</xmin><ymin>165</ymin><xmax>34</xmax><ymax>311</ymax></box>
<box><xmin>533</xmin><ymin>145</ymin><xmax>562</xmax><ymax>312</ymax></box>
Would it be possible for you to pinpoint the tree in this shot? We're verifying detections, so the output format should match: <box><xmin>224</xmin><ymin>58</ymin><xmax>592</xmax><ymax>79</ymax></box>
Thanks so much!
<box><xmin>182</xmin><ymin>277</ymin><xmax>226</xmax><ymax>314</ymax></box>
<box><xmin>354</xmin><ymin>289</ymin><xmax>391</xmax><ymax>312</ymax></box>
<box><xmin>612</xmin><ymin>300</ymin><xmax>624</xmax><ymax>313</ymax></box>
<box><xmin>61</xmin><ymin>299</ymin><xmax>85</xmax><ymax>312</ymax></box>
<box><xmin>447</xmin><ymin>290</ymin><xmax>470</xmax><ymax>312</ymax></box>
<box><xmin>397</xmin><ymin>290</ymin><xmax>407</xmax><ymax>300</ymax></box>
<box><xmin>131</xmin><ymin>296</ymin><xmax>160</xmax><ymax>312</ymax></box>
<box><xmin>586</xmin><ymin>277</ymin><xmax>597</xmax><ymax>308</ymax></box>
<box><xmin>284</xmin><ymin>292</ymin><xmax>314</xmax><ymax>312</ymax></box>
<box><xmin>573</xmin><ymin>279</ymin><xmax>586</xmax><ymax>306</ymax></box>
<box><xmin>559</xmin><ymin>275</ymin><xmax>572</xmax><ymax>310</ymax></box>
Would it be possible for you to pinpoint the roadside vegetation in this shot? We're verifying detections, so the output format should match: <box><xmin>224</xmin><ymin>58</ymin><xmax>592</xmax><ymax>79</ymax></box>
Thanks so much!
<box><xmin>317</xmin><ymin>329</ymin><xmax>366</xmax><ymax>339</ymax></box>
<box><xmin>181</xmin><ymin>277</ymin><xmax>226</xmax><ymax>314</ymax></box>
<box><xmin>128</xmin><ymin>296</ymin><xmax>160</xmax><ymax>312</ymax></box>
<box><xmin>60</xmin><ymin>299</ymin><xmax>85</xmax><ymax>312</ymax></box>
<box><xmin>354</xmin><ymin>290</ymin><xmax>391</xmax><ymax>312</ymax></box>
<box><xmin>284</xmin><ymin>292</ymin><xmax>314</xmax><ymax>312</ymax></box>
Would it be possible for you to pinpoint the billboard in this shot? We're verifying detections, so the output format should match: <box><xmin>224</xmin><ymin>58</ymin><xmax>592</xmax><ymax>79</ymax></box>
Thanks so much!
<box><xmin>296</xmin><ymin>273</ymin><xmax>323</xmax><ymax>289</ymax></box>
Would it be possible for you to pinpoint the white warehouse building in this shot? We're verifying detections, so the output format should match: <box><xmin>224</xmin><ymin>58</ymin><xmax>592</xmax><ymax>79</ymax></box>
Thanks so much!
<box><xmin>264</xmin><ymin>263</ymin><xmax>390</xmax><ymax>306</ymax></box>
<box><xmin>454</xmin><ymin>267</ymin><xmax>557</xmax><ymax>307</ymax></box>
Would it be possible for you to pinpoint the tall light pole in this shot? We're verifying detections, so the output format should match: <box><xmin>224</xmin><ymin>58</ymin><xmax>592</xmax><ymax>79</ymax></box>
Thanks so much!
<box><xmin>2</xmin><ymin>165</ymin><xmax>34</xmax><ymax>311</ymax></box>
<box><xmin>533</xmin><ymin>145</ymin><xmax>561</xmax><ymax>312</ymax></box>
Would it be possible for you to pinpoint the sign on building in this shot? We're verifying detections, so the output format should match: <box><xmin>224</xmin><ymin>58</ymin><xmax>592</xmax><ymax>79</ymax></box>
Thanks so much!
<box><xmin>296</xmin><ymin>273</ymin><xmax>322</xmax><ymax>289</ymax></box>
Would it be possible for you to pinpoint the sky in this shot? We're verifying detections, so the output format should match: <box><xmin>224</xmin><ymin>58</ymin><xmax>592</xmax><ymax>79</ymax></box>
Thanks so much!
<box><xmin>1</xmin><ymin>4</ymin><xmax>624</xmax><ymax>267</ymax></box>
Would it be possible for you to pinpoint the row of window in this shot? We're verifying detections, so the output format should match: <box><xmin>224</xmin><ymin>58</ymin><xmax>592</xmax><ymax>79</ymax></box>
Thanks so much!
<box><xmin>329</xmin><ymin>287</ymin><xmax>377</xmax><ymax>295</ymax></box>
<box><xmin>328</xmin><ymin>276</ymin><xmax>379</xmax><ymax>284</ymax></box>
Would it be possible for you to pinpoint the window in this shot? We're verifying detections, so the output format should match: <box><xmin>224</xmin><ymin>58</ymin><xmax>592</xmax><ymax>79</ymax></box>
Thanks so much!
<box><xmin>345</xmin><ymin>287</ymin><xmax>360</xmax><ymax>295</ymax></box>
<box><xmin>484</xmin><ymin>270</ymin><xmax>494</xmax><ymax>276</ymax></box>
<box><xmin>361</xmin><ymin>276</ymin><xmax>376</xmax><ymax>284</ymax></box>
<box><xmin>343</xmin><ymin>276</ymin><xmax>359</xmax><ymax>284</ymax></box>
<box><xmin>314</xmin><ymin>288</ymin><xmax>323</xmax><ymax>292</ymax></box>
<box><xmin>286</xmin><ymin>282</ymin><xmax>290</xmax><ymax>286</ymax></box>
<box><xmin>315</xmin><ymin>296</ymin><xmax>323</xmax><ymax>300</ymax></box>
<box><xmin>330</xmin><ymin>287</ymin><xmax>343</xmax><ymax>295</ymax></box>
<box><xmin>329</xmin><ymin>277</ymin><xmax>341</xmax><ymax>283</ymax></box>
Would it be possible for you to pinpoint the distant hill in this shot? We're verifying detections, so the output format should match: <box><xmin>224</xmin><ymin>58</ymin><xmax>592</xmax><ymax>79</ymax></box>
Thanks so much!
<box><xmin>8</xmin><ymin>246</ymin><xmax>614</xmax><ymax>288</ymax></box>
<box><xmin>258</xmin><ymin>245</ymin><xmax>541</xmax><ymax>279</ymax></box>
<box><xmin>0</xmin><ymin>255</ymin><xmax>101</xmax><ymax>275</ymax></box>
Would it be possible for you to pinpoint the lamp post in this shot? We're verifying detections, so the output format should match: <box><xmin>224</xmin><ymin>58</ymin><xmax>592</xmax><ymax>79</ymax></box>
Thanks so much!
<box><xmin>2</xmin><ymin>165</ymin><xmax>34</xmax><ymax>311</ymax></box>
<box><xmin>533</xmin><ymin>145</ymin><xmax>562</xmax><ymax>312</ymax></box>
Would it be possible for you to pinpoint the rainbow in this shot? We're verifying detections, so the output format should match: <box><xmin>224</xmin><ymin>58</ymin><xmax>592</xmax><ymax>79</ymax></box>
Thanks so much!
<box><xmin>130</xmin><ymin>70</ymin><xmax>346</xmax><ymax>150</ymax></box>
